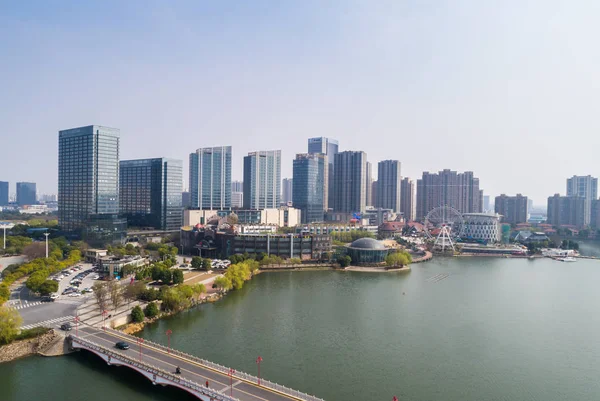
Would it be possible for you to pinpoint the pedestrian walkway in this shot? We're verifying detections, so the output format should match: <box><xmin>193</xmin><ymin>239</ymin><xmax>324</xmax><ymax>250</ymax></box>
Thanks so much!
<box><xmin>8</xmin><ymin>301</ymin><xmax>43</xmax><ymax>310</ymax></box>
<box><xmin>20</xmin><ymin>315</ymin><xmax>74</xmax><ymax>330</ymax></box>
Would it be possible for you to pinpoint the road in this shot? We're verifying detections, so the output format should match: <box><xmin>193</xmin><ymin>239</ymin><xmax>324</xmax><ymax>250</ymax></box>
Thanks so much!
<box><xmin>77</xmin><ymin>326</ymin><xmax>301</xmax><ymax>401</ymax></box>
<box><xmin>11</xmin><ymin>262</ymin><xmax>97</xmax><ymax>329</ymax></box>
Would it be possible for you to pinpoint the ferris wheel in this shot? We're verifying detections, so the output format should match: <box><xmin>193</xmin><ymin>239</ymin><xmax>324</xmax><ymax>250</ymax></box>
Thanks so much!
<box><xmin>424</xmin><ymin>206</ymin><xmax>464</xmax><ymax>252</ymax></box>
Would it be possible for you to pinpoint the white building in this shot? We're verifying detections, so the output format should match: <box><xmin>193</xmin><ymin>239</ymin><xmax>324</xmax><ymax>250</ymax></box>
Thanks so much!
<box><xmin>460</xmin><ymin>213</ymin><xmax>501</xmax><ymax>243</ymax></box>
<box><xmin>237</xmin><ymin>225</ymin><xmax>278</xmax><ymax>234</ymax></box>
<box><xmin>231</xmin><ymin>192</ymin><xmax>243</xmax><ymax>208</ymax></box>
<box><xmin>183</xmin><ymin>209</ymin><xmax>220</xmax><ymax>226</ymax></box>
<box><xmin>19</xmin><ymin>204</ymin><xmax>50</xmax><ymax>214</ymax></box>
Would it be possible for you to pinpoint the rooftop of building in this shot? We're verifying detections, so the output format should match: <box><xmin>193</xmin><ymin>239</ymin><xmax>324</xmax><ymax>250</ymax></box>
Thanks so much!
<box><xmin>347</xmin><ymin>238</ymin><xmax>386</xmax><ymax>250</ymax></box>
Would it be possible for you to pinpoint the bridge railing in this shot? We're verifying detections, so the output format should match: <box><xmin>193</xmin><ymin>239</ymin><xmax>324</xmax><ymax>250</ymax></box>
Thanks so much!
<box><xmin>105</xmin><ymin>328</ymin><xmax>325</xmax><ymax>401</ymax></box>
<box><xmin>70</xmin><ymin>335</ymin><xmax>240</xmax><ymax>401</ymax></box>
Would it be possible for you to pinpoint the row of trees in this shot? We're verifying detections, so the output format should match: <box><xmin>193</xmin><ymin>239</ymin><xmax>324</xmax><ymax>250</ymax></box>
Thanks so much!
<box><xmin>213</xmin><ymin>260</ymin><xmax>259</xmax><ymax>292</ymax></box>
<box><xmin>229</xmin><ymin>252</ymin><xmax>302</xmax><ymax>266</ymax></box>
<box><xmin>330</xmin><ymin>230</ymin><xmax>375</xmax><ymax>244</ymax></box>
<box><xmin>385</xmin><ymin>251</ymin><xmax>412</xmax><ymax>268</ymax></box>
<box><xmin>191</xmin><ymin>256</ymin><xmax>212</xmax><ymax>270</ymax></box>
<box><xmin>0</xmin><ymin>249</ymin><xmax>81</xmax><ymax>305</ymax></box>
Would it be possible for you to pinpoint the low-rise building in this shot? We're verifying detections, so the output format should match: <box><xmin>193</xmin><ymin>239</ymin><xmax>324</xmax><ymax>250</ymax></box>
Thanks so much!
<box><xmin>460</xmin><ymin>213</ymin><xmax>501</xmax><ymax>244</ymax></box>
<box><xmin>99</xmin><ymin>255</ymin><xmax>149</xmax><ymax>278</ymax></box>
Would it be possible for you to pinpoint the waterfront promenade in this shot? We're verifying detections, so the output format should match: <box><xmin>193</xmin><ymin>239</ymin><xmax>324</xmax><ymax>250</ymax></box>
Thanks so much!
<box><xmin>71</xmin><ymin>325</ymin><xmax>323</xmax><ymax>401</ymax></box>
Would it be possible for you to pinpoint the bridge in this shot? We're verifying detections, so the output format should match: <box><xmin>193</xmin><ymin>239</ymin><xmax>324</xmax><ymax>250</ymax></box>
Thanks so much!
<box><xmin>69</xmin><ymin>326</ymin><xmax>324</xmax><ymax>401</ymax></box>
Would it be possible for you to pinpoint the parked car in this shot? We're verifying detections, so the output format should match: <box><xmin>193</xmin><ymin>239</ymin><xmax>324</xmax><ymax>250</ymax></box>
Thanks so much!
<box><xmin>115</xmin><ymin>341</ymin><xmax>130</xmax><ymax>350</ymax></box>
<box><xmin>50</xmin><ymin>294</ymin><xmax>59</xmax><ymax>300</ymax></box>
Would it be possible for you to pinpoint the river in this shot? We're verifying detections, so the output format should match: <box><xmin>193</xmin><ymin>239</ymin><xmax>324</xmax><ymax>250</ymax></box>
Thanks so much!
<box><xmin>3</xmin><ymin>254</ymin><xmax>600</xmax><ymax>401</ymax></box>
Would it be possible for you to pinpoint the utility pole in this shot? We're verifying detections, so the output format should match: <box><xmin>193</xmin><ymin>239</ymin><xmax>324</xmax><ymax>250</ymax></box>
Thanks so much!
<box><xmin>44</xmin><ymin>232</ymin><xmax>50</xmax><ymax>258</ymax></box>
<box><xmin>1</xmin><ymin>223</ymin><xmax>7</xmax><ymax>250</ymax></box>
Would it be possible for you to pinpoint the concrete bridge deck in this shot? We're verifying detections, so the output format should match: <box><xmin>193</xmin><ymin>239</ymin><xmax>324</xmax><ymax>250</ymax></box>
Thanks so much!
<box><xmin>70</xmin><ymin>326</ymin><xmax>323</xmax><ymax>401</ymax></box>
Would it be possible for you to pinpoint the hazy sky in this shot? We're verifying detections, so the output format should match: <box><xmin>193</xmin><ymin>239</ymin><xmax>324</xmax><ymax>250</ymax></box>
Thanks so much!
<box><xmin>2</xmin><ymin>0</ymin><xmax>600</xmax><ymax>205</ymax></box>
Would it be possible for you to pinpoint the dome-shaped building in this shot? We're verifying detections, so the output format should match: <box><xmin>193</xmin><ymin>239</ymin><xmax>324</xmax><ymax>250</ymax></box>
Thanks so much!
<box><xmin>346</xmin><ymin>238</ymin><xmax>389</xmax><ymax>264</ymax></box>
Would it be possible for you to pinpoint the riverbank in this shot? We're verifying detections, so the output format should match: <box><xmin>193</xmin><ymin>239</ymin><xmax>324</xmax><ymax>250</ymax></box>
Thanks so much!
<box><xmin>0</xmin><ymin>329</ymin><xmax>70</xmax><ymax>363</ymax></box>
<box><xmin>345</xmin><ymin>265</ymin><xmax>411</xmax><ymax>272</ymax></box>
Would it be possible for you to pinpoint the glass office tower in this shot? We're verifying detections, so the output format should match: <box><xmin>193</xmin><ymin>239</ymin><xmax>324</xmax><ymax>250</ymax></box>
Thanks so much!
<box><xmin>377</xmin><ymin>160</ymin><xmax>401</xmax><ymax>213</ymax></box>
<box><xmin>333</xmin><ymin>151</ymin><xmax>367</xmax><ymax>213</ymax></box>
<box><xmin>16</xmin><ymin>182</ymin><xmax>37</xmax><ymax>205</ymax></box>
<box><xmin>293</xmin><ymin>153</ymin><xmax>326</xmax><ymax>223</ymax></box>
<box><xmin>189</xmin><ymin>146</ymin><xmax>232</xmax><ymax>210</ymax></box>
<box><xmin>0</xmin><ymin>181</ymin><xmax>9</xmax><ymax>206</ymax></box>
<box><xmin>120</xmin><ymin>158</ymin><xmax>183</xmax><ymax>231</ymax></box>
<box><xmin>58</xmin><ymin>125</ymin><xmax>126</xmax><ymax>245</ymax></box>
<box><xmin>243</xmin><ymin>150</ymin><xmax>281</xmax><ymax>209</ymax></box>
<box><xmin>308</xmin><ymin>137</ymin><xmax>338</xmax><ymax>210</ymax></box>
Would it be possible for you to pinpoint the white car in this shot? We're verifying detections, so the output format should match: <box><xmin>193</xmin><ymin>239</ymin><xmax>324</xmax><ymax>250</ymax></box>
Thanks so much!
<box><xmin>50</xmin><ymin>294</ymin><xmax>59</xmax><ymax>300</ymax></box>
<box><xmin>68</xmin><ymin>293</ymin><xmax>81</xmax><ymax>297</ymax></box>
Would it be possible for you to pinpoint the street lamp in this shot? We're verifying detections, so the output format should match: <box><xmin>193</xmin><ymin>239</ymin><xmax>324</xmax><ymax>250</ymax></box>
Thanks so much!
<box><xmin>137</xmin><ymin>338</ymin><xmax>144</xmax><ymax>362</ymax></box>
<box><xmin>166</xmin><ymin>329</ymin><xmax>172</xmax><ymax>353</ymax></box>
<box><xmin>44</xmin><ymin>233</ymin><xmax>50</xmax><ymax>258</ymax></box>
<box><xmin>256</xmin><ymin>356</ymin><xmax>263</xmax><ymax>386</ymax></box>
<box><xmin>1</xmin><ymin>223</ymin><xmax>7</xmax><ymax>250</ymax></box>
<box><xmin>102</xmin><ymin>310</ymin><xmax>108</xmax><ymax>330</ymax></box>
<box><xmin>74</xmin><ymin>315</ymin><xmax>80</xmax><ymax>337</ymax></box>
<box><xmin>228</xmin><ymin>368</ymin><xmax>236</xmax><ymax>396</ymax></box>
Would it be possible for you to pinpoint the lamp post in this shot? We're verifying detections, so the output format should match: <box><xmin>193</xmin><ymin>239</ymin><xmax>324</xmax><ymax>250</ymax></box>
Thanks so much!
<box><xmin>1</xmin><ymin>223</ymin><xmax>7</xmax><ymax>250</ymax></box>
<box><xmin>166</xmin><ymin>329</ymin><xmax>172</xmax><ymax>353</ymax></box>
<box><xmin>228</xmin><ymin>368</ymin><xmax>236</xmax><ymax>396</ymax></box>
<box><xmin>44</xmin><ymin>232</ymin><xmax>50</xmax><ymax>258</ymax></box>
<box><xmin>74</xmin><ymin>315</ymin><xmax>80</xmax><ymax>337</ymax></box>
<box><xmin>137</xmin><ymin>338</ymin><xmax>144</xmax><ymax>362</ymax></box>
<box><xmin>256</xmin><ymin>356</ymin><xmax>263</xmax><ymax>385</ymax></box>
<box><xmin>102</xmin><ymin>310</ymin><xmax>108</xmax><ymax>330</ymax></box>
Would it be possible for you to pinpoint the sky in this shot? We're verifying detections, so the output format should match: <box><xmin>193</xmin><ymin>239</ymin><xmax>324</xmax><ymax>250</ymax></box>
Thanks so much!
<box><xmin>1</xmin><ymin>0</ymin><xmax>600</xmax><ymax>205</ymax></box>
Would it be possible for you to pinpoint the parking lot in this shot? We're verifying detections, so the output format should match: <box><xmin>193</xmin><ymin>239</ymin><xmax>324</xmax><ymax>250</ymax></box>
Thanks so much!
<box><xmin>51</xmin><ymin>262</ymin><xmax>98</xmax><ymax>301</ymax></box>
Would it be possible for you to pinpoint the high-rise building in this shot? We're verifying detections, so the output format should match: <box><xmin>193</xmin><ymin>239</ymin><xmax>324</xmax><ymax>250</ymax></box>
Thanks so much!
<box><xmin>182</xmin><ymin>191</ymin><xmax>191</xmax><ymax>208</ymax></box>
<box><xmin>282</xmin><ymin>178</ymin><xmax>293</xmax><ymax>205</ymax></box>
<box><xmin>376</xmin><ymin>160</ymin><xmax>401</xmax><ymax>213</ymax></box>
<box><xmin>416</xmin><ymin>169</ymin><xmax>482</xmax><ymax>220</ymax></box>
<box><xmin>566</xmin><ymin>175</ymin><xmax>598</xmax><ymax>226</ymax></box>
<box><xmin>333</xmin><ymin>151</ymin><xmax>367</xmax><ymax>213</ymax></box>
<box><xmin>231</xmin><ymin>180</ymin><xmax>243</xmax><ymax>193</ymax></box>
<box><xmin>592</xmin><ymin>199</ymin><xmax>600</xmax><ymax>229</ymax></box>
<box><xmin>483</xmin><ymin>195</ymin><xmax>491</xmax><ymax>212</ymax></box>
<box><xmin>400</xmin><ymin>177</ymin><xmax>415</xmax><ymax>221</ymax></box>
<box><xmin>189</xmin><ymin>146</ymin><xmax>232</xmax><ymax>210</ymax></box>
<box><xmin>243</xmin><ymin>150</ymin><xmax>281</xmax><ymax>209</ymax></box>
<box><xmin>494</xmin><ymin>194</ymin><xmax>528</xmax><ymax>225</ymax></box>
<box><xmin>293</xmin><ymin>153</ymin><xmax>327</xmax><ymax>223</ymax></box>
<box><xmin>371</xmin><ymin>181</ymin><xmax>378</xmax><ymax>208</ymax></box>
<box><xmin>308</xmin><ymin>137</ymin><xmax>338</xmax><ymax>210</ymax></box>
<box><xmin>547</xmin><ymin>194</ymin><xmax>585</xmax><ymax>227</ymax></box>
<box><xmin>58</xmin><ymin>125</ymin><xmax>126</xmax><ymax>244</ymax></box>
<box><xmin>365</xmin><ymin>162</ymin><xmax>373</xmax><ymax>207</ymax></box>
<box><xmin>231</xmin><ymin>192</ymin><xmax>243</xmax><ymax>208</ymax></box>
<box><xmin>119</xmin><ymin>158</ymin><xmax>182</xmax><ymax>231</ymax></box>
<box><xmin>16</xmin><ymin>182</ymin><xmax>36</xmax><ymax>206</ymax></box>
<box><xmin>0</xmin><ymin>181</ymin><xmax>8</xmax><ymax>206</ymax></box>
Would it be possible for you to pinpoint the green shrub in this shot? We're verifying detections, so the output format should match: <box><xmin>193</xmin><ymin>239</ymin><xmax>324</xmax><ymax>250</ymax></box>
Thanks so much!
<box><xmin>131</xmin><ymin>306</ymin><xmax>144</xmax><ymax>323</ymax></box>
<box><xmin>144</xmin><ymin>302</ymin><xmax>159</xmax><ymax>318</ymax></box>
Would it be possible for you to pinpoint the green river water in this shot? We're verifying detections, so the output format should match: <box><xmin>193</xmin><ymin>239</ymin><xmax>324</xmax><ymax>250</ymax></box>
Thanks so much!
<box><xmin>2</xmin><ymin>255</ymin><xmax>600</xmax><ymax>401</ymax></box>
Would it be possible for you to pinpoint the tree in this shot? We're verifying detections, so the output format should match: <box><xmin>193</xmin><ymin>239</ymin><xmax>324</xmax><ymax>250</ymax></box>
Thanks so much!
<box><xmin>144</xmin><ymin>302</ymin><xmax>159</xmax><ymax>318</ymax></box>
<box><xmin>123</xmin><ymin>281</ymin><xmax>146</xmax><ymax>305</ymax></box>
<box><xmin>39</xmin><ymin>280</ymin><xmax>58</xmax><ymax>296</ymax></box>
<box><xmin>172</xmin><ymin>269</ymin><xmax>184</xmax><ymax>285</ymax></box>
<box><xmin>22</xmin><ymin>242</ymin><xmax>47</xmax><ymax>260</ymax></box>
<box><xmin>92</xmin><ymin>282</ymin><xmax>109</xmax><ymax>312</ymax></box>
<box><xmin>108</xmin><ymin>280</ymin><xmax>123</xmax><ymax>312</ymax></box>
<box><xmin>202</xmin><ymin>258</ymin><xmax>212</xmax><ymax>270</ymax></box>
<box><xmin>385</xmin><ymin>251</ymin><xmax>412</xmax><ymax>268</ymax></box>
<box><xmin>289</xmin><ymin>258</ymin><xmax>302</xmax><ymax>265</ymax></box>
<box><xmin>131</xmin><ymin>306</ymin><xmax>145</xmax><ymax>323</ymax></box>
<box><xmin>191</xmin><ymin>256</ymin><xmax>203</xmax><ymax>269</ymax></box>
<box><xmin>26</xmin><ymin>269</ymin><xmax>49</xmax><ymax>293</ymax></box>
<box><xmin>161</xmin><ymin>268</ymin><xmax>173</xmax><ymax>284</ymax></box>
<box><xmin>0</xmin><ymin>306</ymin><xmax>23</xmax><ymax>344</ymax></box>
<box><xmin>191</xmin><ymin>283</ymin><xmax>206</xmax><ymax>302</ymax></box>
<box><xmin>213</xmin><ymin>276</ymin><xmax>232</xmax><ymax>293</ymax></box>
<box><xmin>337</xmin><ymin>255</ymin><xmax>352</xmax><ymax>268</ymax></box>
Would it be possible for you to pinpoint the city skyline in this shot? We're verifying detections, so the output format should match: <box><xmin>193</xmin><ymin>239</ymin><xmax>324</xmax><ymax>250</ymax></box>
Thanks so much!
<box><xmin>3</xmin><ymin>2</ymin><xmax>600</xmax><ymax>202</ymax></box>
